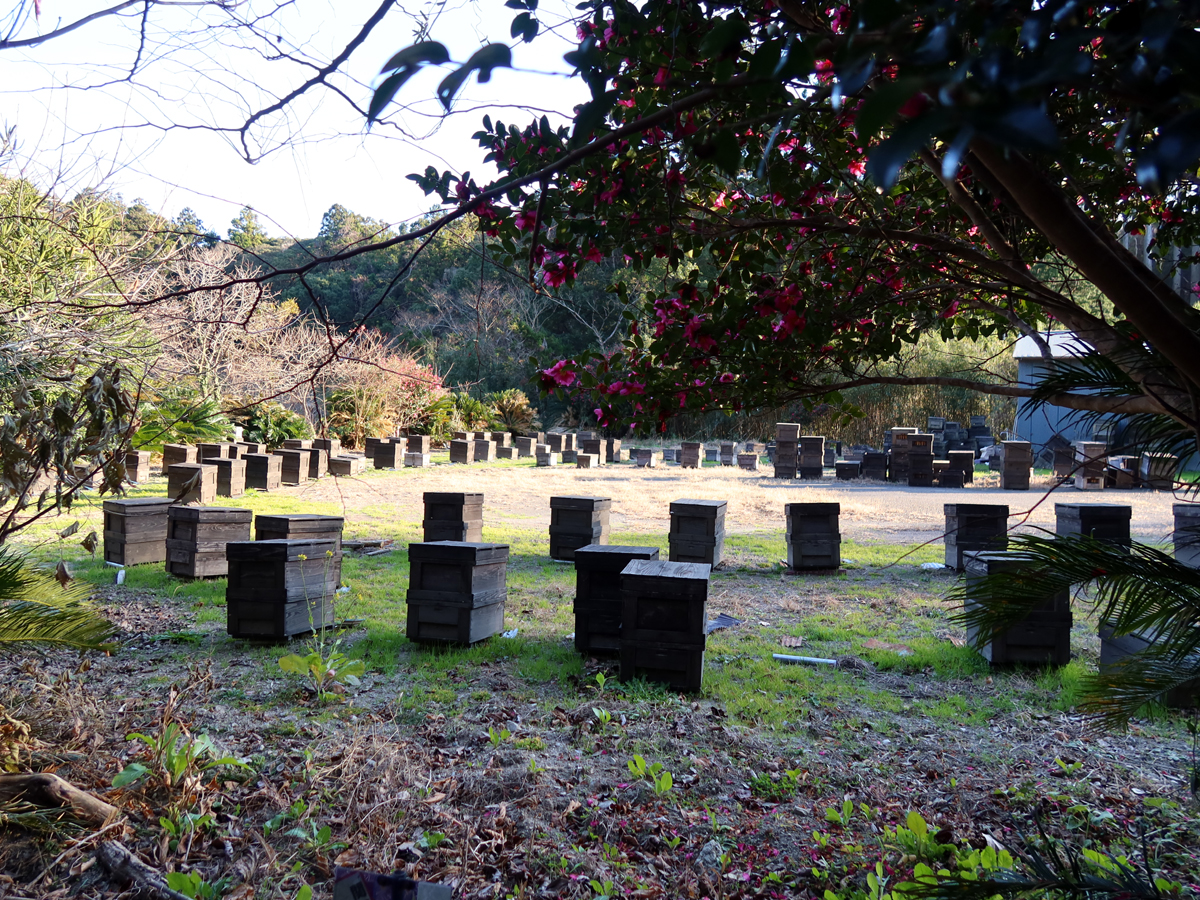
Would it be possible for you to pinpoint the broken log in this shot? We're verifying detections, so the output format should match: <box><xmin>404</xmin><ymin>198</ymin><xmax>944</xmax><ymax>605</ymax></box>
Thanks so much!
<box><xmin>97</xmin><ymin>841</ymin><xmax>194</xmax><ymax>900</ymax></box>
<box><xmin>0</xmin><ymin>772</ymin><xmax>119</xmax><ymax>824</ymax></box>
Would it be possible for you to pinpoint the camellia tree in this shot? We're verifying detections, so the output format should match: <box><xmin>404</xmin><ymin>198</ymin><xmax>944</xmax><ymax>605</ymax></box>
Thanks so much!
<box><xmin>373</xmin><ymin>0</ymin><xmax>1199</xmax><ymax>454</ymax></box>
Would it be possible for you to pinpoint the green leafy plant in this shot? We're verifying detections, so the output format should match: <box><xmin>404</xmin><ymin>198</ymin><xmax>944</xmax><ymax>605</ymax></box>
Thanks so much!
<box><xmin>165</xmin><ymin>871</ymin><xmax>228</xmax><ymax>900</ymax></box>
<box><xmin>114</xmin><ymin>723</ymin><xmax>247</xmax><ymax>790</ymax></box>
<box><xmin>287</xmin><ymin>819</ymin><xmax>347</xmax><ymax>857</ymax></box>
<box><xmin>0</xmin><ymin>549</ymin><xmax>116</xmax><ymax>654</ymax></box>
<box><xmin>264</xmin><ymin>799</ymin><xmax>309</xmax><ymax>837</ymax></box>
<box><xmin>588</xmin><ymin>878</ymin><xmax>617</xmax><ymax>899</ymax></box>
<box><xmin>486</xmin><ymin>726</ymin><xmax>512</xmax><ymax>747</ymax></box>
<box><xmin>749</xmin><ymin>768</ymin><xmax>802</xmax><ymax>803</ymax></box>
<box><xmin>825</xmin><ymin>797</ymin><xmax>856</xmax><ymax>826</ymax></box>
<box><xmin>231</xmin><ymin>400</ymin><xmax>312</xmax><ymax>446</ymax></box>
<box><xmin>626</xmin><ymin>754</ymin><xmax>673</xmax><ymax>796</ymax></box>
<box><xmin>277</xmin><ymin>643</ymin><xmax>364</xmax><ymax>700</ymax></box>
<box><xmin>133</xmin><ymin>393</ymin><xmax>230</xmax><ymax>452</ymax></box>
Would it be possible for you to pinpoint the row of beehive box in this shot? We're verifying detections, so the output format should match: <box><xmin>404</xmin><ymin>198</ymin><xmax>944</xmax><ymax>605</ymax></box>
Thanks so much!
<box><xmin>1051</xmin><ymin>442</ymin><xmax>1179</xmax><ymax>491</ymax></box>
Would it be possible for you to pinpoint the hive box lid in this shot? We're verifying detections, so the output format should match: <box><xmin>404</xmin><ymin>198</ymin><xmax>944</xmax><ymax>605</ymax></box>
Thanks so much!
<box><xmin>944</xmin><ymin>503</ymin><xmax>1009</xmax><ymax>517</ymax></box>
<box><xmin>407</xmin><ymin>541</ymin><xmax>509</xmax><ymax>563</ymax></box>
<box><xmin>669</xmin><ymin>499</ymin><xmax>727</xmax><ymax>515</ymax></box>
<box><xmin>102</xmin><ymin>497</ymin><xmax>176</xmax><ymax>514</ymax></box>
<box><xmin>574</xmin><ymin>545</ymin><xmax>660</xmax><ymax>568</ymax></box>
<box><xmin>620</xmin><ymin>559</ymin><xmax>711</xmax><ymax>582</ymax></box>
<box><xmin>1054</xmin><ymin>503</ymin><xmax>1132</xmax><ymax>520</ymax></box>
<box><xmin>423</xmin><ymin>492</ymin><xmax>484</xmax><ymax>505</ymax></box>
<box><xmin>227</xmin><ymin>539</ymin><xmax>340</xmax><ymax>561</ymax></box>
<box><xmin>963</xmin><ymin>551</ymin><xmax>1042</xmax><ymax>574</ymax></box>
<box><xmin>168</xmin><ymin>506</ymin><xmax>253</xmax><ymax>523</ymax></box>
<box><xmin>784</xmin><ymin>502</ymin><xmax>841</xmax><ymax>516</ymax></box>
<box><xmin>549</xmin><ymin>496</ymin><xmax>613</xmax><ymax>510</ymax></box>
<box><xmin>256</xmin><ymin>513</ymin><xmax>345</xmax><ymax>531</ymax></box>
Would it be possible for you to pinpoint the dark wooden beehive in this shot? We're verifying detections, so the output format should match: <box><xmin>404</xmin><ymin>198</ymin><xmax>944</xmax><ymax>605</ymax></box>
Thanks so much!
<box><xmin>678</xmin><ymin>441</ymin><xmax>702</xmax><ymax>469</ymax></box>
<box><xmin>963</xmin><ymin>551</ymin><xmax>1071</xmax><ymax>666</ymax></box>
<box><xmin>668</xmin><ymin>499</ymin><xmax>726</xmax><ymax>565</ymax></box>
<box><xmin>226</xmin><ymin>539</ymin><xmax>340</xmax><ymax>639</ymax></box>
<box><xmin>549</xmin><ymin>496</ymin><xmax>612</xmax><ymax>560</ymax></box>
<box><xmin>406</xmin><ymin>541</ymin><xmax>509</xmax><ymax>645</ymax></box>
<box><xmin>947</xmin><ymin>449</ymin><xmax>975</xmax><ymax>484</ymax></box>
<box><xmin>256</xmin><ymin>513</ymin><xmax>345</xmax><ymax>551</ymax></box>
<box><xmin>944</xmin><ymin>503</ymin><xmax>1008</xmax><ymax>570</ymax></box>
<box><xmin>861</xmin><ymin>451</ymin><xmax>887</xmax><ymax>480</ymax></box>
<box><xmin>272</xmin><ymin>449</ymin><xmax>311</xmax><ymax>485</ymax></box>
<box><xmin>619</xmin><ymin>559</ymin><xmax>710</xmax><ymax>691</ymax></box>
<box><xmin>307</xmin><ymin>447</ymin><xmax>329</xmax><ymax>479</ymax></box>
<box><xmin>162</xmin><ymin>444</ymin><xmax>197</xmax><ymax>468</ymax></box>
<box><xmin>580</xmin><ymin>439</ymin><xmax>606</xmax><ymax>465</ymax></box>
<box><xmin>1054</xmin><ymin>503</ymin><xmax>1131</xmax><ymax>551</ymax></box>
<box><xmin>124</xmin><ymin>450</ymin><xmax>152</xmax><ymax>483</ymax></box>
<box><xmin>167</xmin><ymin>463</ymin><xmax>217</xmax><ymax>504</ymax></box>
<box><xmin>236</xmin><ymin>441</ymin><xmax>267</xmax><ymax>457</ymax></box>
<box><xmin>198</xmin><ymin>442</ymin><xmax>232</xmax><ymax>461</ymax></box>
<box><xmin>243</xmin><ymin>453</ymin><xmax>282</xmax><ymax>491</ymax></box>
<box><xmin>406</xmin><ymin>435</ymin><xmax>431</xmax><ymax>454</ymax></box>
<box><xmin>103</xmin><ymin>497</ymin><xmax>175</xmax><ymax>565</ymax></box>
<box><xmin>515</xmin><ymin>437</ymin><xmax>536</xmax><ymax>458</ymax></box>
<box><xmin>424</xmin><ymin>492</ymin><xmax>484</xmax><ymax>542</ymax></box>
<box><xmin>312</xmin><ymin>437</ymin><xmax>342</xmax><ymax>458</ymax></box>
<box><xmin>573</xmin><ymin>545</ymin><xmax>660</xmax><ymax>656</ymax></box>
<box><xmin>165</xmin><ymin>505</ymin><xmax>252</xmax><ymax>578</ymax></box>
<box><xmin>449</xmin><ymin>439</ymin><xmax>475</xmax><ymax>464</ymax></box>
<box><xmin>329</xmin><ymin>455</ymin><xmax>367</xmax><ymax>476</ymax></box>
<box><xmin>1174</xmin><ymin>504</ymin><xmax>1200</xmax><ymax>568</ymax></box>
<box><xmin>785</xmin><ymin>502</ymin><xmax>840</xmax><ymax>570</ymax></box>
<box><xmin>373</xmin><ymin>441</ymin><xmax>402</xmax><ymax>469</ymax></box>
<box><xmin>473</xmin><ymin>439</ymin><xmax>497</xmax><ymax>462</ymax></box>
<box><xmin>364</xmin><ymin>437</ymin><xmax>382</xmax><ymax>461</ymax></box>
<box><xmin>210</xmin><ymin>458</ymin><xmax>247</xmax><ymax>498</ymax></box>
<box><xmin>282</xmin><ymin>439</ymin><xmax>313</xmax><ymax>450</ymax></box>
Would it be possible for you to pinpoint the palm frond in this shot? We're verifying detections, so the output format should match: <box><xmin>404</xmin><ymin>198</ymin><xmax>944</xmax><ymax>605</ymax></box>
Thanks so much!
<box><xmin>0</xmin><ymin>549</ymin><xmax>116</xmax><ymax>652</ymax></box>
<box><xmin>948</xmin><ymin>535</ymin><xmax>1200</xmax><ymax>725</ymax></box>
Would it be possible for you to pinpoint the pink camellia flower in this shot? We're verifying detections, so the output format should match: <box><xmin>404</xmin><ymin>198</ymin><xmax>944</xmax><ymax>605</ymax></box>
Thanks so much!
<box><xmin>584</xmin><ymin>245</ymin><xmax>604</xmax><ymax>264</ymax></box>
<box><xmin>848</xmin><ymin>158</ymin><xmax>866</xmax><ymax>177</ymax></box>
<box><xmin>541</xmin><ymin>360</ymin><xmax>576</xmax><ymax>388</ymax></box>
<box><xmin>654</xmin><ymin>67</ymin><xmax>669</xmax><ymax>85</ymax></box>
<box><xmin>514</xmin><ymin>209</ymin><xmax>538</xmax><ymax>232</ymax></box>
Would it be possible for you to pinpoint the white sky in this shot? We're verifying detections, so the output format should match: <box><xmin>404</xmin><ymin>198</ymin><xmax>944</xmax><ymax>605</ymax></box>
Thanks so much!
<box><xmin>0</xmin><ymin>0</ymin><xmax>588</xmax><ymax>239</ymax></box>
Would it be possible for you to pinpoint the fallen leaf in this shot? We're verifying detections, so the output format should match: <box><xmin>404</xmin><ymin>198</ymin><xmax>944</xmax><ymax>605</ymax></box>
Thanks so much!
<box><xmin>334</xmin><ymin>849</ymin><xmax>361</xmax><ymax>868</ymax></box>
<box><xmin>949</xmin><ymin>636</ymin><xmax>965</xmax><ymax>647</ymax></box>
<box><xmin>561</xmin><ymin>800</ymin><xmax>581</xmax><ymax>819</ymax></box>
<box><xmin>422</xmin><ymin>792</ymin><xmax>446</xmax><ymax>804</ymax></box>
<box><xmin>780</xmin><ymin>635</ymin><xmax>804</xmax><ymax>648</ymax></box>
<box><xmin>864</xmin><ymin>638</ymin><xmax>912</xmax><ymax>656</ymax></box>
<box><xmin>225</xmin><ymin>886</ymin><xmax>255</xmax><ymax>900</ymax></box>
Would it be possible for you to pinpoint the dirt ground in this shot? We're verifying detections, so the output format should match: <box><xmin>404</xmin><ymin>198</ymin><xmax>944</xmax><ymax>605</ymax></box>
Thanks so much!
<box><xmin>287</xmin><ymin>461</ymin><xmax>1184</xmax><ymax>544</ymax></box>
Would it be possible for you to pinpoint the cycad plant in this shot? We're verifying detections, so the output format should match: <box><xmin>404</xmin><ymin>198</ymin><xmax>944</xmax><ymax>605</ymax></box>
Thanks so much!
<box><xmin>0</xmin><ymin>549</ymin><xmax>116</xmax><ymax>652</ymax></box>
<box><xmin>949</xmin><ymin>533</ymin><xmax>1199</xmax><ymax>726</ymax></box>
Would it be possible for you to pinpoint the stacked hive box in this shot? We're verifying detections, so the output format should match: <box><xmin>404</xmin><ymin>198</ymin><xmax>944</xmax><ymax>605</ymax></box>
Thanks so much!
<box><xmin>947</xmin><ymin>449</ymin><xmax>975</xmax><ymax>485</ymax></box>
<box><xmin>561</xmin><ymin>448</ymin><xmax>579</xmax><ymax>464</ymax></box>
<box><xmin>668</xmin><ymin>499</ymin><xmax>726</xmax><ymax>565</ymax></box>
<box><xmin>1140</xmin><ymin>453</ymin><xmax>1178</xmax><ymax>490</ymax></box>
<box><xmin>329</xmin><ymin>455</ymin><xmax>368</xmax><ymax>476</ymax></box>
<box><xmin>908</xmin><ymin>433</ymin><xmax>935</xmax><ymax>487</ymax></box>
<box><xmin>210</xmin><ymin>458</ymin><xmax>247</xmax><ymax>497</ymax></box>
<box><xmin>999</xmin><ymin>441</ymin><xmax>1032</xmax><ymax>490</ymax></box>
<box><xmin>236</xmin><ymin>441</ymin><xmax>267</xmax><ymax>457</ymax></box>
<box><xmin>604</xmin><ymin>438</ymin><xmax>621</xmax><ymax>464</ymax></box>
<box><xmin>799</xmin><ymin>436</ymin><xmax>824</xmax><ymax>479</ymax></box>
<box><xmin>775</xmin><ymin>423</ymin><xmax>800</xmax><ymax>479</ymax></box>
<box><xmin>490</xmin><ymin>432</ymin><xmax>512</xmax><ymax>449</ymax></box>
<box><xmin>405</xmin><ymin>435</ymin><xmax>431</xmax><ymax>467</ymax></box>
<box><xmin>125</xmin><ymin>450</ymin><xmax>152</xmax><ymax>483</ymax></box>
<box><xmin>1174</xmin><ymin>504</ymin><xmax>1200</xmax><ymax>568</ymax></box>
<box><xmin>496</xmin><ymin>446</ymin><xmax>518</xmax><ymax>460</ymax></box>
<box><xmin>364</xmin><ymin>437</ymin><xmax>382</xmax><ymax>461</ymax></box>
<box><xmin>165</xmin><ymin>506</ymin><xmax>252</xmax><ymax>578</ymax></box>
<box><xmin>273</xmin><ymin>449</ymin><xmax>311</xmax><ymax>485</ymax></box>
<box><xmin>198</xmin><ymin>442</ymin><xmax>232</xmax><ymax>461</ymax></box>
<box><xmin>580</xmin><ymin>439</ymin><xmax>606</xmax><ymax>465</ymax></box>
<box><xmin>535</xmin><ymin>444</ymin><xmax>558</xmax><ymax>466</ymax></box>
<box><xmin>226</xmin><ymin>538</ymin><xmax>340</xmax><ymax>639</ymax></box>
<box><xmin>244</xmin><ymin>453</ymin><xmax>282</xmax><ymax>491</ymax></box>
<box><xmin>103</xmin><ymin>498</ymin><xmax>174</xmax><ymax>565</ymax></box>
<box><xmin>282</xmin><ymin>439</ymin><xmax>313</xmax><ymax>450</ymax></box>
<box><xmin>162</xmin><ymin>444</ymin><xmax>197</xmax><ymax>467</ymax></box>
<box><xmin>515</xmin><ymin>436</ymin><xmax>536</xmax><ymax>458</ymax></box>
<box><xmin>312</xmin><ymin>437</ymin><xmax>342</xmax><ymax>458</ymax></box>
<box><xmin>573</xmin><ymin>545</ymin><xmax>660</xmax><ymax>655</ymax></box>
<box><xmin>1053</xmin><ymin>446</ymin><xmax>1075</xmax><ymax>482</ymax></box>
<box><xmin>474</xmin><ymin>438</ymin><xmax>498</xmax><ymax>463</ymax></box>
<box><xmin>935</xmin><ymin>466</ymin><xmax>964</xmax><ymax>488</ymax></box>
<box><xmin>449</xmin><ymin>439</ymin><xmax>475</xmax><ymax>464</ymax></box>
<box><xmin>549</xmin><ymin>496</ymin><xmax>612</xmax><ymax>561</ymax></box>
<box><xmin>1105</xmin><ymin>456</ymin><xmax>1138</xmax><ymax>489</ymax></box>
<box><xmin>620</xmin><ymin>560</ymin><xmax>710</xmax><ymax>691</ymax></box>
<box><xmin>576</xmin><ymin>454</ymin><xmax>599</xmax><ymax>469</ymax></box>
<box><xmin>167</xmin><ymin>463</ymin><xmax>217</xmax><ymax>504</ymax></box>
<box><xmin>525</xmin><ymin>431</ymin><xmax>546</xmax><ymax>445</ymax></box>
<box><xmin>823</xmin><ymin>446</ymin><xmax>837</xmax><ymax>467</ymax></box>
<box><xmin>737</xmin><ymin>453</ymin><xmax>760</xmax><ymax>471</ymax></box>
<box><xmin>944</xmin><ymin>503</ymin><xmax>1008</xmax><ymax>571</ymax></box>
<box><xmin>963</xmin><ymin>551</ymin><xmax>1071</xmax><ymax>666</ymax></box>
<box><xmin>967</xmin><ymin>416</ymin><xmax>993</xmax><ymax>452</ymax></box>
<box><xmin>785</xmin><ymin>503</ymin><xmax>840</xmax><ymax>570</ymax></box>
<box><xmin>1055</xmin><ymin>503</ymin><xmax>1131</xmax><ymax>551</ymax></box>
<box><xmin>635</xmin><ymin>449</ymin><xmax>659</xmax><ymax>468</ymax></box>
<box><xmin>1073</xmin><ymin>441</ymin><xmax>1107</xmax><ymax>491</ymax></box>
<box><xmin>835</xmin><ymin>460</ymin><xmax>860</xmax><ymax>480</ymax></box>
<box><xmin>861</xmin><ymin>451</ymin><xmax>887</xmax><ymax>480</ymax></box>
<box><xmin>424</xmin><ymin>492</ymin><xmax>483</xmax><ymax>542</ymax></box>
<box><xmin>306</xmin><ymin>448</ymin><xmax>329</xmax><ymax>479</ymax></box>
<box><xmin>660</xmin><ymin>449</ymin><xmax>675</xmax><ymax>462</ymax></box>
<box><xmin>720</xmin><ymin>443</ymin><xmax>737</xmax><ymax>466</ymax></box>
<box><xmin>887</xmin><ymin>430</ymin><xmax>915</xmax><ymax>482</ymax></box>
<box><xmin>406</xmin><ymin>542</ymin><xmax>509</xmax><ymax>645</ymax></box>
<box><xmin>256</xmin><ymin>513</ymin><xmax>344</xmax><ymax>551</ymax></box>
<box><xmin>679</xmin><ymin>441</ymin><xmax>702</xmax><ymax>469</ymax></box>
<box><xmin>374</xmin><ymin>440</ymin><xmax>402</xmax><ymax>469</ymax></box>
<box><xmin>706</xmin><ymin>447</ymin><xmax>719</xmax><ymax>463</ymax></box>
<box><xmin>546</xmin><ymin>433</ymin><xmax>574</xmax><ymax>454</ymax></box>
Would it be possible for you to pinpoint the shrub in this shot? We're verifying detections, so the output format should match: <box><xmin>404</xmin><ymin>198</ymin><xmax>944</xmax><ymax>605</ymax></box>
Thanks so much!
<box><xmin>232</xmin><ymin>402</ymin><xmax>312</xmax><ymax>446</ymax></box>
<box><xmin>133</xmin><ymin>393</ymin><xmax>231</xmax><ymax>452</ymax></box>
<box><xmin>488</xmin><ymin>389</ymin><xmax>540</xmax><ymax>434</ymax></box>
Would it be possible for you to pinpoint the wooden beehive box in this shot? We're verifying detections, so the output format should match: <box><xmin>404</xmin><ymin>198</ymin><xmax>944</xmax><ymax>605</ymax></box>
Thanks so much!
<box><xmin>103</xmin><ymin>497</ymin><xmax>175</xmax><ymax>565</ymax></box>
<box><xmin>536</xmin><ymin>445</ymin><xmax>558</xmax><ymax>466</ymax></box>
<box><xmin>573</xmin><ymin>544</ymin><xmax>660</xmax><ymax>656</ymax></box>
<box><xmin>835</xmin><ymin>460</ymin><xmax>860</xmax><ymax>480</ymax></box>
<box><xmin>166</xmin><ymin>505</ymin><xmax>252</xmax><ymax>578</ymax></box>
<box><xmin>580</xmin><ymin>439</ymin><xmax>605</xmax><ymax>464</ymax></box>
<box><xmin>225</xmin><ymin>539</ymin><xmax>340</xmax><ymax>639</ymax></box>
<box><xmin>406</xmin><ymin>541</ymin><xmax>509</xmax><ymax>645</ymax></box>
<box><xmin>549</xmin><ymin>496</ymin><xmax>611</xmax><ymax>560</ymax></box>
<box><xmin>620</xmin><ymin>559</ymin><xmax>710</xmax><ymax>645</ymax></box>
<box><xmin>1140</xmin><ymin>453</ymin><xmax>1178</xmax><ymax>490</ymax></box>
<box><xmin>236</xmin><ymin>441</ymin><xmax>267</xmax><ymax>456</ymax></box>
<box><xmin>272</xmin><ymin>449</ymin><xmax>311</xmax><ymax>485</ymax></box>
<box><xmin>947</xmin><ymin>449</ymin><xmax>975</xmax><ymax>484</ymax></box>
<box><xmin>405</xmin><ymin>452</ymin><xmax>431</xmax><ymax>467</ymax></box>
<box><xmin>1099</xmin><ymin>622</ymin><xmax>1198</xmax><ymax>707</ymax></box>
<box><xmin>496</xmin><ymin>446</ymin><xmax>518</xmax><ymax>460</ymax></box>
<box><xmin>936</xmin><ymin>469</ymin><xmax>965</xmax><ymax>489</ymax></box>
<box><xmin>1055</xmin><ymin>503</ymin><xmax>1131</xmax><ymax>549</ymax></box>
<box><xmin>306</xmin><ymin>448</ymin><xmax>329</xmax><ymax>479</ymax></box>
<box><xmin>329</xmin><ymin>455</ymin><xmax>367</xmax><ymax>476</ymax></box>
<box><xmin>619</xmin><ymin>641</ymin><xmax>705</xmax><ymax>693</ymax></box>
<box><xmin>282</xmin><ymin>439</ymin><xmax>313</xmax><ymax>450</ymax></box>
<box><xmin>1174</xmin><ymin>504</ymin><xmax>1200</xmax><ymax>568</ymax></box>
<box><xmin>198</xmin><ymin>442</ymin><xmax>232</xmax><ymax>461</ymax></box>
<box><xmin>963</xmin><ymin>551</ymin><xmax>1071</xmax><ymax>666</ymax></box>
<box><xmin>256</xmin><ymin>513</ymin><xmax>345</xmax><ymax>551</ymax></box>
<box><xmin>243</xmin><ymin>453</ymin><xmax>282</xmax><ymax>491</ymax></box>
<box><xmin>515</xmin><ymin>436</ymin><xmax>536</xmax><ymax>458</ymax></box>
<box><xmin>423</xmin><ymin>492</ymin><xmax>484</xmax><ymax>542</ymax></box>
<box><xmin>167</xmin><ymin>463</ymin><xmax>217</xmax><ymax>504</ymax></box>
<box><xmin>668</xmin><ymin>499</ymin><xmax>726</xmax><ymax>565</ymax></box>
<box><xmin>474</xmin><ymin>439</ymin><xmax>497</xmax><ymax>462</ymax></box>
<box><xmin>489</xmin><ymin>432</ymin><xmax>512</xmax><ymax>448</ymax></box>
<box><xmin>449</xmin><ymin>439</ymin><xmax>475</xmax><ymax>464</ymax></box>
<box><xmin>785</xmin><ymin>502</ymin><xmax>841</xmax><ymax>570</ymax></box>
<box><xmin>576</xmin><ymin>453</ymin><xmax>599</xmax><ymax>469</ymax></box>
<box><xmin>364</xmin><ymin>437</ymin><xmax>382</xmax><ymax>461</ymax></box>
<box><xmin>125</xmin><ymin>450</ymin><xmax>152</xmax><ymax>483</ymax></box>
<box><xmin>210</xmin><ymin>457</ymin><xmax>247</xmax><ymax>498</ymax></box>
<box><xmin>737</xmin><ymin>453</ymin><xmax>759</xmax><ymax>471</ymax></box>
<box><xmin>944</xmin><ymin>503</ymin><xmax>1008</xmax><ymax>570</ymax></box>
<box><xmin>373</xmin><ymin>441</ymin><xmax>402</xmax><ymax>469</ymax></box>
<box><xmin>162</xmin><ymin>444</ymin><xmax>197</xmax><ymax>467</ymax></box>
<box><xmin>312</xmin><ymin>437</ymin><xmax>342</xmax><ymax>458</ymax></box>
<box><xmin>406</xmin><ymin>435</ymin><xmax>431</xmax><ymax>454</ymax></box>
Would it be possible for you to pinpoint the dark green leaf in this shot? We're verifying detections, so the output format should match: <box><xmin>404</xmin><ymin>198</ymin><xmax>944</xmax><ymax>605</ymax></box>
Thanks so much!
<box><xmin>855</xmin><ymin>79</ymin><xmax>921</xmax><ymax>138</ymax></box>
<box><xmin>699</xmin><ymin>16</ymin><xmax>750</xmax><ymax>58</ymax></box>
<box><xmin>1136</xmin><ymin>110</ymin><xmax>1200</xmax><ymax>193</ymax></box>
<box><xmin>712</xmin><ymin>128</ymin><xmax>742</xmax><ymax>176</ymax></box>
<box><xmin>368</xmin><ymin>69</ymin><xmax>415</xmax><ymax>123</ymax></box>
<box><xmin>379</xmin><ymin>41</ymin><xmax>450</xmax><ymax>74</ymax></box>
